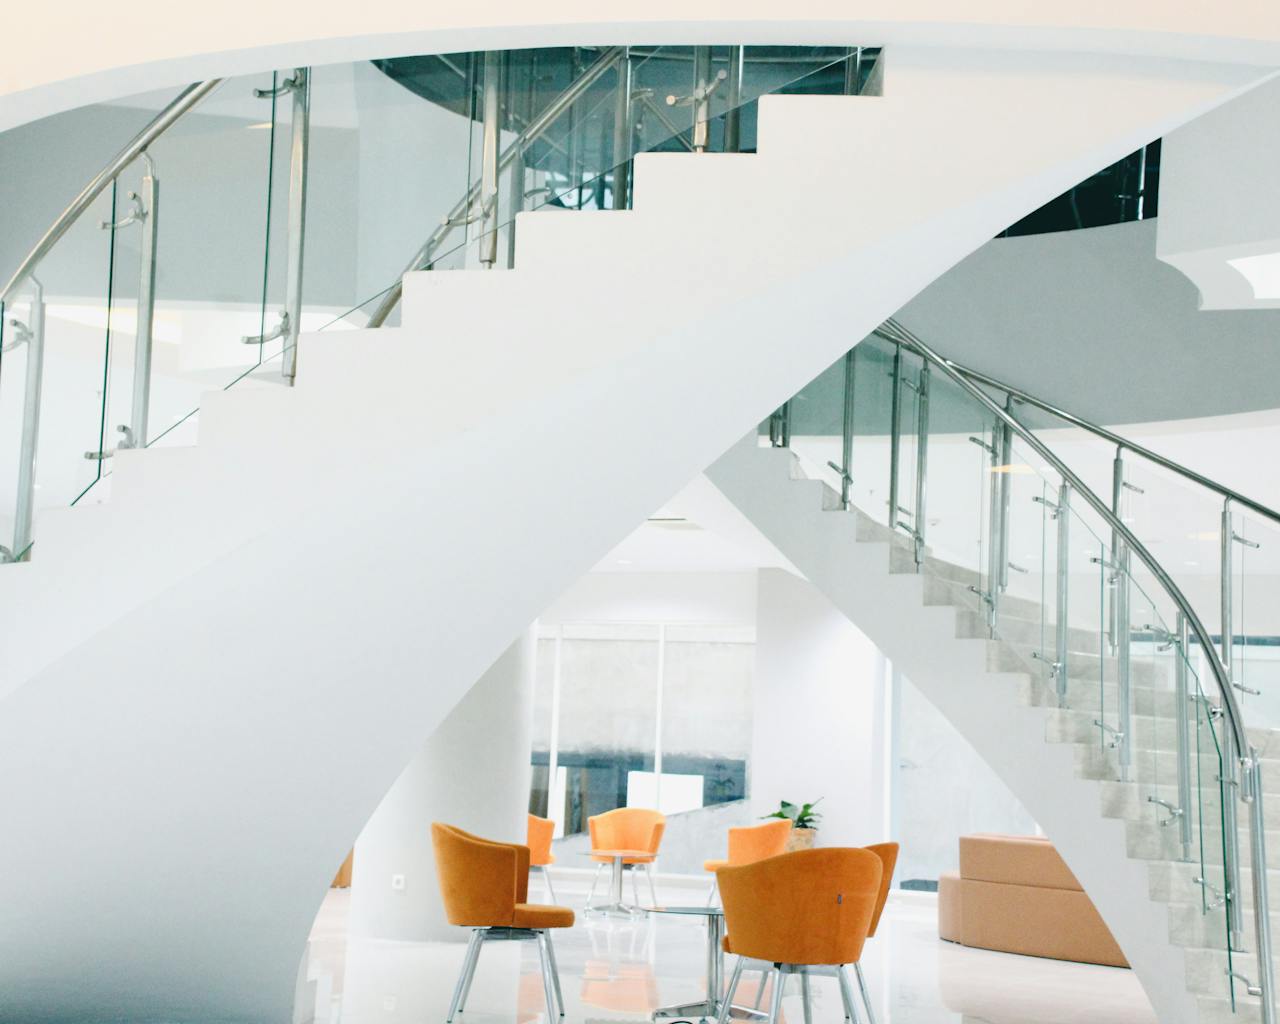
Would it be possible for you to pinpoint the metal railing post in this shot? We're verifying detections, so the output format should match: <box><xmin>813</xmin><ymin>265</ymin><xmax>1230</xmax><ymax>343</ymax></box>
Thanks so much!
<box><xmin>913</xmin><ymin>365</ymin><xmax>930</xmax><ymax>568</ymax></box>
<box><xmin>723</xmin><ymin>46</ymin><xmax>744</xmax><ymax>154</ymax></box>
<box><xmin>127</xmin><ymin>156</ymin><xmax>159</xmax><ymax>446</ymax></box>
<box><xmin>479</xmin><ymin>53</ymin><xmax>502</xmax><ymax>268</ymax></box>
<box><xmin>888</xmin><ymin>343</ymin><xmax>902</xmax><ymax>533</ymax></box>
<box><xmin>1115</xmin><ymin>535</ymin><xmax>1134</xmax><ymax>782</ymax></box>
<box><xmin>984</xmin><ymin>420</ymin><xmax>1006</xmax><ymax>634</ymax></box>
<box><xmin>835</xmin><ymin>349</ymin><xmax>855</xmax><ymax>509</ymax></box>
<box><xmin>1110</xmin><ymin>451</ymin><xmax>1134</xmax><ymax>780</ymax></box>
<box><xmin>844</xmin><ymin>47</ymin><xmax>864</xmax><ymax>95</ymax></box>
<box><xmin>998</xmin><ymin>399</ymin><xmax>1013</xmax><ymax>592</ymax></box>
<box><xmin>1055</xmin><ymin>482</ymin><xmax>1071</xmax><ymax>708</ymax></box>
<box><xmin>1135</xmin><ymin>144</ymin><xmax>1149</xmax><ymax>221</ymax></box>
<box><xmin>692</xmin><ymin>47</ymin><xmax>714</xmax><ymax>153</ymax></box>
<box><xmin>768</xmin><ymin>403</ymin><xmax>791</xmax><ymax>448</ymax></box>
<box><xmin>1221</xmin><ymin>496</ymin><xmax>1246</xmax><ymax>950</ymax></box>
<box><xmin>611</xmin><ymin>49</ymin><xmax>633</xmax><ymax>210</ymax></box>
<box><xmin>1248</xmin><ymin>753</ymin><xmax>1278</xmax><ymax>1024</ymax></box>
<box><xmin>8</xmin><ymin>280</ymin><xmax>45</xmax><ymax>562</ymax></box>
<box><xmin>282</xmin><ymin>68</ymin><xmax>310</xmax><ymax>382</ymax></box>
<box><xmin>1175</xmin><ymin>612</ymin><xmax>1193</xmax><ymax>862</ymax></box>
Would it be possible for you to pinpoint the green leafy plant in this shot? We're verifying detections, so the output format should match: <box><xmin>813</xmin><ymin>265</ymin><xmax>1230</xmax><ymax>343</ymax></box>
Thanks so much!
<box><xmin>763</xmin><ymin>799</ymin><xmax>823</xmax><ymax>830</ymax></box>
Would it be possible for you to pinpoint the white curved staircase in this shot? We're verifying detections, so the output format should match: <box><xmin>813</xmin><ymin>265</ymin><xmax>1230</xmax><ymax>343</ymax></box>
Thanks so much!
<box><xmin>0</xmin><ymin>47</ymin><xmax>1268</xmax><ymax>1023</ymax></box>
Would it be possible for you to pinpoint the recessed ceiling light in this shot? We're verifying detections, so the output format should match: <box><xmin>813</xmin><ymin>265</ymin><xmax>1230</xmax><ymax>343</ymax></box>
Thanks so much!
<box><xmin>246</xmin><ymin>121</ymin><xmax>274</xmax><ymax>130</ymax></box>
<box><xmin>1184</xmin><ymin>560</ymin><xmax>1200</xmax><ymax>567</ymax></box>
<box><xmin>616</xmin><ymin>559</ymin><xmax>633</xmax><ymax>566</ymax></box>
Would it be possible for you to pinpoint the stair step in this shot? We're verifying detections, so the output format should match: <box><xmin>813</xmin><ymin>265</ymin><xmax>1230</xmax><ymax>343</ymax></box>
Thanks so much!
<box><xmin>953</xmin><ymin>606</ymin><xmax>1102</xmax><ymax>653</ymax></box>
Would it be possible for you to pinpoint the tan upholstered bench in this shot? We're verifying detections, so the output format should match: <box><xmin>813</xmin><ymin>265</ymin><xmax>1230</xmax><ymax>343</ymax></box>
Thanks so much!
<box><xmin>937</xmin><ymin>833</ymin><xmax>1127</xmax><ymax>968</ymax></box>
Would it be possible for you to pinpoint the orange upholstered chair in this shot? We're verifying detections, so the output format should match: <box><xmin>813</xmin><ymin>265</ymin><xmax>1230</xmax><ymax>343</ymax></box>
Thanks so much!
<box><xmin>431</xmin><ymin>823</ymin><xmax>575</xmax><ymax>1022</ymax></box>
<box><xmin>527</xmin><ymin>813</ymin><xmax>559</xmax><ymax>904</ymax></box>
<box><xmin>703</xmin><ymin>818</ymin><xmax>793</xmax><ymax>904</ymax></box>
<box><xmin>714</xmin><ymin>848</ymin><xmax>883</xmax><ymax>1024</ymax></box>
<box><xmin>586</xmin><ymin>807</ymin><xmax>665</xmax><ymax>907</ymax></box>
<box><xmin>848</xmin><ymin>842</ymin><xmax>898</xmax><ymax>1024</ymax></box>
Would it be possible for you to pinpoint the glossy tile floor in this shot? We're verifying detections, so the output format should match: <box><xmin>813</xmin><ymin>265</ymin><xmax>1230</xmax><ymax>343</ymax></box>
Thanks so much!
<box><xmin>297</xmin><ymin>883</ymin><xmax>1155</xmax><ymax>1024</ymax></box>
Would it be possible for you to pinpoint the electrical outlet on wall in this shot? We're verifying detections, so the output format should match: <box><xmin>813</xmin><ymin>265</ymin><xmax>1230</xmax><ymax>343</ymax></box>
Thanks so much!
<box><xmin>391</xmin><ymin>874</ymin><xmax>406</xmax><ymax>891</ymax></box>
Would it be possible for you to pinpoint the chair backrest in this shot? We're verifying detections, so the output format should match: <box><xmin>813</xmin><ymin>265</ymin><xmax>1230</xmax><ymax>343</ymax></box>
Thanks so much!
<box><xmin>727</xmin><ymin>818</ymin><xmax>793</xmax><ymax>865</ymax></box>
<box><xmin>527</xmin><ymin>814</ymin><xmax>556</xmax><ymax>867</ymax></box>
<box><xmin>588</xmin><ymin>807</ymin><xmax>665</xmax><ymax>854</ymax></box>
<box><xmin>864</xmin><ymin>842</ymin><xmax>899</xmax><ymax>937</ymax></box>
<box><xmin>718</xmin><ymin>848</ymin><xmax>882</xmax><ymax>965</ymax></box>
<box><xmin>431</xmin><ymin>822</ymin><xmax>529</xmax><ymax>926</ymax></box>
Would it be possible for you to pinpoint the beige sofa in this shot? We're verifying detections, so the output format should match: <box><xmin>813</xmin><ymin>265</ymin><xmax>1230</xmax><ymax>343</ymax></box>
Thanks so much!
<box><xmin>938</xmin><ymin>833</ymin><xmax>1127</xmax><ymax>968</ymax></box>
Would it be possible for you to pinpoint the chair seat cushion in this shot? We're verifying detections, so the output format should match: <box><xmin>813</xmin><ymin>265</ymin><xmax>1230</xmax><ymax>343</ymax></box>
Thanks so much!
<box><xmin>704</xmin><ymin>859</ymin><xmax>729</xmax><ymax>873</ymax></box>
<box><xmin>513</xmin><ymin>903</ymin><xmax>575</xmax><ymax>929</ymax></box>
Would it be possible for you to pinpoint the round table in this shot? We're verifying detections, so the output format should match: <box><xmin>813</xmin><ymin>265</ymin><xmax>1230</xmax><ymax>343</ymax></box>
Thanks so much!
<box><xmin>581</xmin><ymin>848</ymin><xmax>655</xmax><ymax>916</ymax></box>
<box><xmin>645</xmin><ymin>905</ymin><xmax>768</xmax><ymax>1024</ymax></box>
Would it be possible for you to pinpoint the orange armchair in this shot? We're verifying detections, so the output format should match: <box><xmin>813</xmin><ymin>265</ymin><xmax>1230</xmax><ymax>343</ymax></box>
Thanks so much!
<box><xmin>432</xmin><ymin>823</ymin><xmax>574</xmax><ymax>1023</ymax></box>
<box><xmin>715</xmin><ymin>848</ymin><xmax>883</xmax><ymax>1024</ymax></box>
<box><xmin>703</xmin><ymin>818</ymin><xmax>793</xmax><ymax>904</ymax></box>
<box><xmin>527</xmin><ymin>814</ymin><xmax>559</xmax><ymax>904</ymax></box>
<box><xmin>586</xmin><ymin>807</ymin><xmax>665</xmax><ymax>909</ymax></box>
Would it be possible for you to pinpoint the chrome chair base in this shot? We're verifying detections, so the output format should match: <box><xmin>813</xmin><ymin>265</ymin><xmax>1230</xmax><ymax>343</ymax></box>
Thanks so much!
<box><xmin>446</xmin><ymin>927</ymin><xmax>565</xmax><ymax>1023</ymax></box>
<box><xmin>718</xmin><ymin>959</ymin><xmax>871</xmax><ymax>1024</ymax></box>
<box><xmin>586</xmin><ymin>862</ymin><xmax>659</xmax><ymax>916</ymax></box>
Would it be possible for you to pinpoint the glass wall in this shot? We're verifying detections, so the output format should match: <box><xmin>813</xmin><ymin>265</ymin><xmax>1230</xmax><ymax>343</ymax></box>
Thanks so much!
<box><xmin>529</xmin><ymin>621</ymin><xmax>755</xmax><ymax>838</ymax></box>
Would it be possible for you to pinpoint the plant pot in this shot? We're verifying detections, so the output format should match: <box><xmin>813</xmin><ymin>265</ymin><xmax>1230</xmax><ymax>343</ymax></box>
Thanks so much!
<box><xmin>787</xmin><ymin>827</ymin><xmax>817</xmax><ymax>852</ymax></box>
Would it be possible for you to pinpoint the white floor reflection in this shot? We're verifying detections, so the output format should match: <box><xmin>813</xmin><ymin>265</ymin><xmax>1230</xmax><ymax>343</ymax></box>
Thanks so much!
<box><xmin>296</xmin><ymin>887</ymin><xmax>1155</xmax><ymax>1024</ymax></box>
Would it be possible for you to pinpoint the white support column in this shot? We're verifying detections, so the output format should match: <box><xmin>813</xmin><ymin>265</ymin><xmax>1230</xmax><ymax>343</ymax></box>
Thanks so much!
<box><xmin>348</xmin><ymin>631</ymin><xmax>535</xmax><ymax>943</ymax></box>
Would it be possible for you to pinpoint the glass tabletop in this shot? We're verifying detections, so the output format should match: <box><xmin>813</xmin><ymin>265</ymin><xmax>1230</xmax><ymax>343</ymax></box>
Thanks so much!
<box><xmin>643</xmin><ymin>905</ymin><xmax>724</xmax><ymax>917</ymax></box>
<box><xmin>580</xmin><ymin>849</ymin><xmax>656</xmax><ymax>859</ymax></box>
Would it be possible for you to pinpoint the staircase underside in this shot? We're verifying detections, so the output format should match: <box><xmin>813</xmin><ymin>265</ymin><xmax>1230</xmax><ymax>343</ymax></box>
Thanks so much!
<box><xmin>0</xmin><ymin>49</ymin><xmax>1268</xmax><ymax>1023</ymax></box>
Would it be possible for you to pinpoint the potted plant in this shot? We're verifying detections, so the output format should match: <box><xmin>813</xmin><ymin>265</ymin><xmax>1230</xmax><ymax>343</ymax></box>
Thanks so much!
<box><xmin>764</xmin><ymin>799</ymin><xmax>823</xmax><ymax>851</ymax></box>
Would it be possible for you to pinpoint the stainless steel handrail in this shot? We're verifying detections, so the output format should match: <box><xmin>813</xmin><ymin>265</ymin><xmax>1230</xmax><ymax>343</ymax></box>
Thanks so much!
<box><xmin>878</xmin><ymin>318</ymin><xmax>1247</xmax><ymax>753</ymax></box>
<box><xmin>365</xmin><ymin>46</ymin><xmax>625</xmax><ymax>328</ymax></box>
<box><xmin>0</xmin><ymin>80</ymin><xmax>222</xmax><ymax>304</ymax></box>
<box><xmin>939</xmin><ymin>351</ymin><xmax>1280</xmax><ymax>528</ymax></box>
<box><xmin>876</xmin><ymin>315</ymin><xmax>1274</xmax><ymax>1022</ymax></box>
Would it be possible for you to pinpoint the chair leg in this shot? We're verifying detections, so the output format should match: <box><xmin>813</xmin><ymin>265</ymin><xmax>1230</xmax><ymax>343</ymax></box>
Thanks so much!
<box><xmin>717</xmin><ymin>957</ymin><xmax>745</xmax><ymax>1024</ymax></box>
<box><xmin>767</xmin><ymin>964</ymin><xmax>786</xmax><ymax>1024</ymax></box>
<box><xmin>645</xmin><ymin>863</ymin><xmax>659</xmax><ymax>907</ymax></box>
<box><xmin>800</xmin><ymin>970</ymin><xmax>813</xmax><ymax>1024</ymax></box>
<box><xmin>586</xmin><ymin>862</ymin><xmax>605</xmax><ymax>906</ymax></box>
<box><xmin>447</xmin><ymin>929</ymin><xmax>484</xmax><ymax>1022</ymax></box>
<box><xmin>853</xmin><ymin>962</ymin><xmax>876</xmax><ymax>1024</ymax></box>
<box><xmin>544</xmin><ymin>931</ymin><xmax>566</xmax><ymax>1016</ymax></box>
<box><xmin>837</xmin><ymin>965</ymin><xmax>862</xmax><ymax>1024</ymax></box>
<box><xmin>543</xmin><ymin>867</ymin><xmax>559</xmax><ymax>905</ymax></box>
<box><xmin>536</xmin><ymin>932</ymin><xmax>560</xmax><ymax>1021</ymax></box>
<box><xmin>754</xmin><ymin>967</ymin><xmax>771</xmax><ymax>1010</ymax></box>
<box><xmin>457</xmin><ymin>930</ymin><xmax>485</xmax><ymax>1013</ymax></box>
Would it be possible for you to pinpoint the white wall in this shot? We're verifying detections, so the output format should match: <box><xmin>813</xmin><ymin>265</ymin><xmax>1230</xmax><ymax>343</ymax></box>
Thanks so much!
<box><xmin>348</xmin><ymin>632</ymin><xmax>534</xmax><ymax>943</ymax></box>
<box><xmin>751</xmin><ymin>568</ymin><xmax>890</xmax><ymax>846</ymax></box>
<box><xmin>5</xmin><ymin>2</ymin><xmax>1280</xmax><ymax>132</ymax></box>
<box><xmin>541</xmin><ymin>571</ymin><xmax>757</xmax><ymax>627</ymax></box>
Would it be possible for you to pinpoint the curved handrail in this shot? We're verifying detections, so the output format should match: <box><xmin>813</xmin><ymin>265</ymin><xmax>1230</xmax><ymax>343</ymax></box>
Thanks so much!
<box><xmin>937</xmin><ymin>350</ymin><xmax>1280</xmax><ymax>528</ymax></box>
<box><xmin>0</xmin><ymin>80</ymin><xmax>222</xmax><ymax>304</ymax></box>
<box><xmin>876</xmin><ymin>318</ymin><xmax>1249</xmax><ymax>758</ymax></box>
<box><xmin>880</xmin><ymin>315</ymin><xmax>1276</xmax><ymax>1024</ymax></box>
